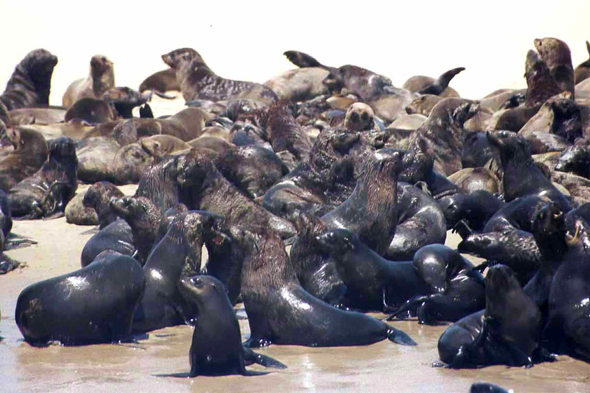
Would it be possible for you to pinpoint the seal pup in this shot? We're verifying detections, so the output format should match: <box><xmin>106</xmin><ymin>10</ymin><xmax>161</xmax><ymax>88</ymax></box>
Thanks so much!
<box><xmin>62</xmin><ymin>55</ymin><xmax>115</xmax><ymax>107</ymax></box>
<box><xmin>264</xmin><ymin>67</ymin><xmax>329</xmax><ymax>102</ymax></box>
<box><xmin>439</xmin><ymin>190</ymin><xmax>505</xmax><ymax>231</ymax></box>
<box><xmin>82</xmin><ymin>181</ymin><xmax>124</xmax><ymax>229</ymax></box>
<box><xmin>265</xmin><ymin>101</ymin><xmax>313</xmax><ymax>164</ymax></box>
<box><xmin>0</xmin><ymin>127</ymin><xmax>48</xmax><ymax>192</ymax></box>
<box><xmin>232</xmin><ymin>225</ymin><xmax>416</xmax><ymax>347</ymax></box>
<box><xmin>174</xmin><ymin>275</ymin><xmax>286</xmax><ymax>377</ymax></box>
<box><xmin>162</xmin><ymin>48</ymin><xmax>278</xmax><ymax>105</ymax></box>
<box><xmin>15</xmin><ymin>254</ymin><xmax>145</xmax><ymax>346</ymax></box>
<box><xmin>110</xmin><ymin>196</ymin><xmax>163</xmax><ymax>264</ymax></box>
<box><xmin>9</xmin><ymin>137</ymin><xmax>78</xmax><ymax>218</ymax></box>
<box><xmin>139</xmin><ymin>68</ymin><xmax>179</xmax><ymax>98</ymax></box>
<box><xmin>0</xmin><ymin>49</ymin><xmax>58</xmax><ymax>110</ymax></box>
<box><xmin>64</xmin><ymin>97</ymin><xmax>116</xmax><ymax>124</ymax></box>
<box><xmin>132</xmin><ymin>211</ymin><xmax>222</xmax><ymax>333</ymax></box>
<box><xmin>110</xmin><ymin>143</ymin><xmax>154</xmax><ymax>185</ymax></box>
<box><xmin>525</xmin><ymin>50</ymin><xmax>562</xmax><ymax>107</ymax></box>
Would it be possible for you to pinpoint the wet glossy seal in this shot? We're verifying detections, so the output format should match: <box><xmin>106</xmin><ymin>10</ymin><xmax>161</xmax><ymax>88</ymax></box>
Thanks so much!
<box><xmin>15</xmin><ymin>254</ymin><xmax>145</xmax><ymax>346</ymax></box>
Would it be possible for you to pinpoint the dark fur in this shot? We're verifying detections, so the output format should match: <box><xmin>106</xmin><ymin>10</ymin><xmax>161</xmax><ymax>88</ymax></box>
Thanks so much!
<box><xmin>9</xmin><ymin>137</ymin><xmax>78</xmax><ymax>218</ymax></box>
<box><xmin>534</xmin><ymin>37</ymin><xmax>575</xmax><ymax>98</ymax></box>
<box><xmin>0</xmin><ymin>127</ymin><xmax>48</xmax><ymax>192</ymax></box>
<box><xmin>82</xmin><ymin>181</ymin><xmax>124</xmax><ymax>229</ymax></box>
<box><xmin>525</xmin><ymin>50</ymin><xmax>562</xmax><ymax>107</ymax></box>
<box><xmin>0</xmin><ymin>49</ymin><xmax>58</xmax><ymax>110</ymax></box>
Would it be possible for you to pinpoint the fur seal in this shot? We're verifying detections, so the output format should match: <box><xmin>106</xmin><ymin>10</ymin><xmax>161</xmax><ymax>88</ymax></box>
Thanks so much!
<box><xmin>265</xmin><ymin>101</ymin><xmax>313</xmax><ymax>163</ymax></box>
<box><xmin>110</xmin><ymin>196</ymin><xmax>163</xmax><ymax>264</ymax></box>
<box><xmin>437</xmin><ymin>265</ymin><xmax>547</xmax><ymax>368</ymax></box>
<box><xmin>404</xmin><ymin>67</ymin><xmax>465</xmax><ymax>96</ymax></box>
<box><xmin>405</xmin><ymin>94</ymin><xmax>444</xmax><ymax>117</ymax></box>
<box><xmin>132</xmin><ymin>211</ymin><xmax>222</xmax><ymax>332</ymax></box>
<box><xmin>82</xmin><ymin>181</ymin><xmax>124</xmax><ymax>229</ymax></box>
<box><xmin>110</xmin><ymin>143</ymin><xmax>154</xmax><ymax>185</ymax></box>
<box><xmin>134</xmin><ymin>155</ymin><xmax>183</xmax><ymax>210</ymax></box>
<box><xmin>385</xmin><ymin>182</ymin><xmax>447</xmax><ymax>260</ymax></box>
<box><xmin>543</xmin><ymin>216</ymin><xmax>590</xmax><ymax>361</ymax></box>
<box><xmin>100</xmin><ymin>87</ymin><xmax>150</xmax><ymax>119</ymax></box>
<box><xmin>487</xmin><ymin>130</ymin><xmax>571</xmax><ymax>211</ymax></box>
<box><xmin>139</xmin><ymin>68</ymin><xmax>179</xmax><ymax>97</ymax></box>
<box><xmin>232</xmin><ymin>225</ymin><xmax>416</xmax><ymax>347</ymax></box>
<box><xmin>64</xmin><ymin>97</ymin><xmax>116</xmax><ymax>124</ymax></box>
<box><xmin>321</xmin><ymin>148</ymin><xmax>406</xmax><ymax>256</ymax></box>
<box><xmin>283</xmin><ymin>50</ymin><xmax>395</xmax><ymax>101</ymax></box>
<box><xmin>534</xmin><ymin>37</ymin><xmax>575</xmax><ymax>98</ymax></box>
<box><xmin>0</xmin><ymin>127</ymin><xmax>48</xmax><ymax>192</ymax></box>
<box><xmin>0</xmin><ymin>49</ymin><xmax>58</xmax><ymax>110</ymax></box>
<box><xmin>343</xmin><ymin>103</ymin><xmax>375</xmax><ymax>131</ymax></box>
<box><xmin>416</xmin><ymin>98</ymin><xmax>478</xmax><ymax>176</ymax></box>
<box><xmin>75</xmin><ymin>137</ymin><xmax>120</xmax><ymax>184</ymax></box>
<box><xmin>448</xmin><ymin>168</ymin><xmax>502</xmax><ymax>194</ymax></box>
<box><xmin>177</xmin><ymin>150</ymin><xmax>296</xmax><ymax>239</ymax></box>
<box><xmin>556</xmin><ymin>144</ymin><xmax>590</xmax><ymax>179</ymax></box>
<box><xmin>15</xmin><ymin>254</ymin><xmax>145</xmax><ymax>346</ymax></box>
<box><xmin>264</xmin><ymin>67</ymin><xmax>329</xmax><ymax>102</ymax></box>
<box><xmin>574</xmin><ymin>41</ymin><xmax>590</xmax><ymax>84</ymax></box>
<box><xmin>162</xmin><ymin>48</ymin><xmax>278</xmax><ymax>105</ymax></box>
<box><xmin>470</xmin><ymin>382</ymin><xmax>510</xmax><ymax>393</ymax></box>
<box><xmin>9</xmin><ymin>137</ymin><xmax>78</xmax><ymax>218</ymax></box>
<box><xmin>8</xmin><ymin>106</ymin><xmax>67</xmax><ymax>126</ymax></box>
<box><xmin>0</xmin><ymin>190</ymin><xmax>12</xmax><ymax>237</ymax></box>
<box><xmin>525</xmin><ymin>50</ymin><xmax>562</xmax><ymax>107</ymax></box>
<box><xmin>140</xmin><ymin>135</ymin><xmax>191</xmax><ymax>158</ymax></box>
<box><xmin>440</xmin><ymin>190</ymin><xmax>505</xmax><ymax>231</ymax></box>
<box><xmin>176</xmin><ymin>275</ymin><xmax>286</xmax><ymax>377</ymax></box>
<box><xmin>62</xmin><ymin>55</ymin><xmax>115</xmax><ymax>107</ymax></box>
<box><xmin>65</xmin><ymin>190</ymin><xmax>99</xmax><ymax>226</ymax></box>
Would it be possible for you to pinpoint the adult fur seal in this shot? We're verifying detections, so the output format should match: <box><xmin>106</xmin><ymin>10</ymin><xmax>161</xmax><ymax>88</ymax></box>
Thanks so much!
<box><xmin>232</xmin><ymin>225</ymin><xmax>416</xmax><ymax>347</ymax></box>
<box><xmin>9</xmin><ymin>137</ymin><xmax>78</xmax><ymax>218</ymax></box>
<box><xmin>316</xmin><ymin>228</ymin><xmax>472</xmax><ymax>312</ymax></box>
<box><xmin>322</xmin><ymin>148</ymin><xmax>406</xmax><ymax>256</ymax></box>
<box><xmin>175</xmin><ymin>275</ymin><xmax>286</xmax><ymax>377</ymax></box>
<box><xmin>385</xmin><ymin>182</ymin><xmax>447</xmax><ymax>260</ymax></box>
<box><xmin>62</xmin><ymin>55</ymin><xmax>115</xmax><ymax>107</ymax></box>
<box><xmin>162</xmin><ymin>48</ymin><xmax>278</xmax><ymax>105</ymax></box>
<box><xmin>525</xmin><ymin>50</ymin><xmax>562</xmax><ymax>107</ymax></box>
<box><xmin>534</xmin><ymin>37</ymin><xmax>575</xmax><ymax>98</ymax></box>
<box><xmin>177</xmin><ymin>150</ymin><xmax>296</xmax><ymax>239</ymax></box>
<box><xmin>487</xmin><ymin>131</ymin><xmax>571</xmax><ymax>212</ymax></box>
<box><xmin>439</xmin><ymin>190</ymin><xmax>505</xmax><ymax>231</ymax></box>
<box><xmin>132</xmin><ymin>211</ymin><xmax>222</xmax><ymax>333</ymax></box>
<box><xmin>437</xmin><ymin>265</ymin><xmax>548</xmax><ymax>368</ymax></box>
<box><xmin>0</xmin><ymin>49</ymin><xmax>58</xmax><ymax>110</ymax></box>
<box><xmin>15</xmin><ymin>254</ymin><xmax>145</xmax><ymax>346</ymax></box>
<box><xmin>543</xmin><ymin>216</ymin><xmax>590</xmax><ymax>361</ymax></box>
<box><xmin>0</xmin><ymin>127</ymin><xmax>48</xmax><ymax>192</ymax></box>
<box><xmin>404</xmin><ymin>67</ymin><xmax>465</xmax><ymax>96</ymax></box>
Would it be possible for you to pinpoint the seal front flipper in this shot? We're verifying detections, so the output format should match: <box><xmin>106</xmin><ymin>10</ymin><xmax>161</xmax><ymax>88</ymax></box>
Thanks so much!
<box><xmin>283</xmin><ymin>51</ymin><xmax>324</xmax><ymax>69</ymax></box>
<box><xmin>452</xmin><ymin>220</ymin><xmax>473</xmax><ymax>239</ymax></box>
<box><xmin>386</xmin><ymin>327</ymin><xmax>417</xmax><ymax>346</ymax></box>
<box><xmin>243</xmin><ymin>347</ymin><xmax>287</xmax><ymax>369</ymax></box>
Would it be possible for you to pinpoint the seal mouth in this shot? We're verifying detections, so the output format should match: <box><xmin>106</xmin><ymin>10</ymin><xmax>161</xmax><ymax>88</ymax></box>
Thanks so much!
<box><xmin>485</xmin><ymin>131</ymin><xmax>506</xmax><ymax>149</ymax></box>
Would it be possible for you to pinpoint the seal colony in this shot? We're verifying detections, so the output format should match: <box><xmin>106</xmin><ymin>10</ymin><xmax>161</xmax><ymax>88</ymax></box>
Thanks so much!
<box><xmin>3</xmin><ymin>37</ymin><xmax>590</xmax><ymax>391</ymax></box>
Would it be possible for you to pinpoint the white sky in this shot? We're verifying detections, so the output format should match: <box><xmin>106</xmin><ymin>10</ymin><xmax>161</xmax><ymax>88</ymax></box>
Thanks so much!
<box><xmin>2</xmin><ymin>0</ymin><xmax>590</xmax><ymax>104</ymax></box>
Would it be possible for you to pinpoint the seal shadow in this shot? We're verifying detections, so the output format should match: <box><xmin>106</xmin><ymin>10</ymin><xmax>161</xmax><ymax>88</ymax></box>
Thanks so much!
<box><xmin>5</xmin><ymin>233</ymin><xmax>37</xmax><ymax>250</ymax></box>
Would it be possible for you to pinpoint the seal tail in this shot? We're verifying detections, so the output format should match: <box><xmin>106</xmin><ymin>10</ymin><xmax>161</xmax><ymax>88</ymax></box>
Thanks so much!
<box><xmin>386</xmin><ymin>327</ymin><xmax>417</xmax><ymax>346</ymax></box>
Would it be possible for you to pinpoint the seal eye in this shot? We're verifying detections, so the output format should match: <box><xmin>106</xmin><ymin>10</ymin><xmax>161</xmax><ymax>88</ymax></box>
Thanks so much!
<box><xmin>361</xmin><ymin>113</ymin><xmax>368</xmax><ymax>121</ymax></box>
<box><xmin>193</xmin><ymin>277</ymin><xmax>203</xmax><ymax>288</ymax></box>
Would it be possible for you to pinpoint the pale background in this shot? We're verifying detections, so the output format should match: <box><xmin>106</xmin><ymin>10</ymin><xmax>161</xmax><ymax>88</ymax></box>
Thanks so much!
<box><xmin>2</xmin><ymin>0</ymin><xmax>590</xmax><ymax>105</ymax></box>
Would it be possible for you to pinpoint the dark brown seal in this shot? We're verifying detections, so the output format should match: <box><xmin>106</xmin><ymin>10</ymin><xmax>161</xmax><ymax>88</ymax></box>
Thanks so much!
<box><xmin>232</xmin><ymin>225</ymin><xmax>416</xmax><ymax>347</ymax></box>
<box><xmin>82</xmin><ymin>181</ymin><xmax>124</xmax><ymax>229</ymax></box>
<box><xmin>177</xmin><ymin>150</ymin><xmax>296</xmax><ymax>239</ymax></box>
<box><xmin>0</xmin><ymin>127</ymin><xmax>48</xmax><ymax>192</ymax></box>
<box><xmin>534</xmin><ymin>37</ymin><xmax>575</xmax><ymax>98</ymax></box>
<box><xmin>525</xmin><ymin>50</ymin><xmax>562</xmax><ymax>107</ymax></box>
<box><xmin>0</xmin><ymin>49</ymin><xmax>58</xmax><ymax>110</ymax></box>
<box><xmin>62</xmin><ymin>55</ymin><xmax>115</xmax><ymax>107</ymax></box>
<box><xmin>176</xmin><ymin>275</ymin><xmax>286</xmax><ymax>377</ymax></box>
<box><xmin>9</xmin><ymin>137</ymin><xmax>78</xmax><ymax>218</ymax></box>
<box><xmin>162</xmin><ymin>48</ymin><xmax>278</xmax><ymax>105</ymax></box>
<box><xmin>64</xmin><ymin>97</ymin><xmax>116</xmax><ymax>124</ymax></box>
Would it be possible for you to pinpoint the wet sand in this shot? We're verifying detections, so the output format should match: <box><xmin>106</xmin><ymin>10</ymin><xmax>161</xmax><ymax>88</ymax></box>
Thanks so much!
<box><xmin>2</xmin><ymin>202</ymin><xmax>590</xmax><ymax>392</ymax></box>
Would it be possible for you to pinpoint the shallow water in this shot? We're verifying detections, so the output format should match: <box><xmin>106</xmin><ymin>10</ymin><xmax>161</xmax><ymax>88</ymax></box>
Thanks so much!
<box><xmin>2</xmin><ymin>210</ymin><xmax>590</xmax><ymax>393</ymax></box>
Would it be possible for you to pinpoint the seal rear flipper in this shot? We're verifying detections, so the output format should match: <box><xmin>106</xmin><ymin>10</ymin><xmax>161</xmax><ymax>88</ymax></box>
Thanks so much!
<box><xmin>386</xmin><ymin>327</ymin><xmax>417</xmax><ymax>346</ymax></box>
<box><xmin>0</xmin><ymin>253</ymin><xmax>21</xmax><ymax>274</ymax></box>
<box><xmin>283</xmin><ymin>51</ymin><xmax>324</xmax><ymax>69</ymax></box>
<box><xmin>242</xmin><ymin>347</ymin><xmax>287</xmax><ymax>369</ymax></box>
<box><xmin>139</xmin><ymin>104</ymin><xmax>154</xmax><ymax>118</ymax></box>
<box><xmin>385</xmin><ymin>295</ymin><xmax>427</xmax><ymax>321</ymax></box>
